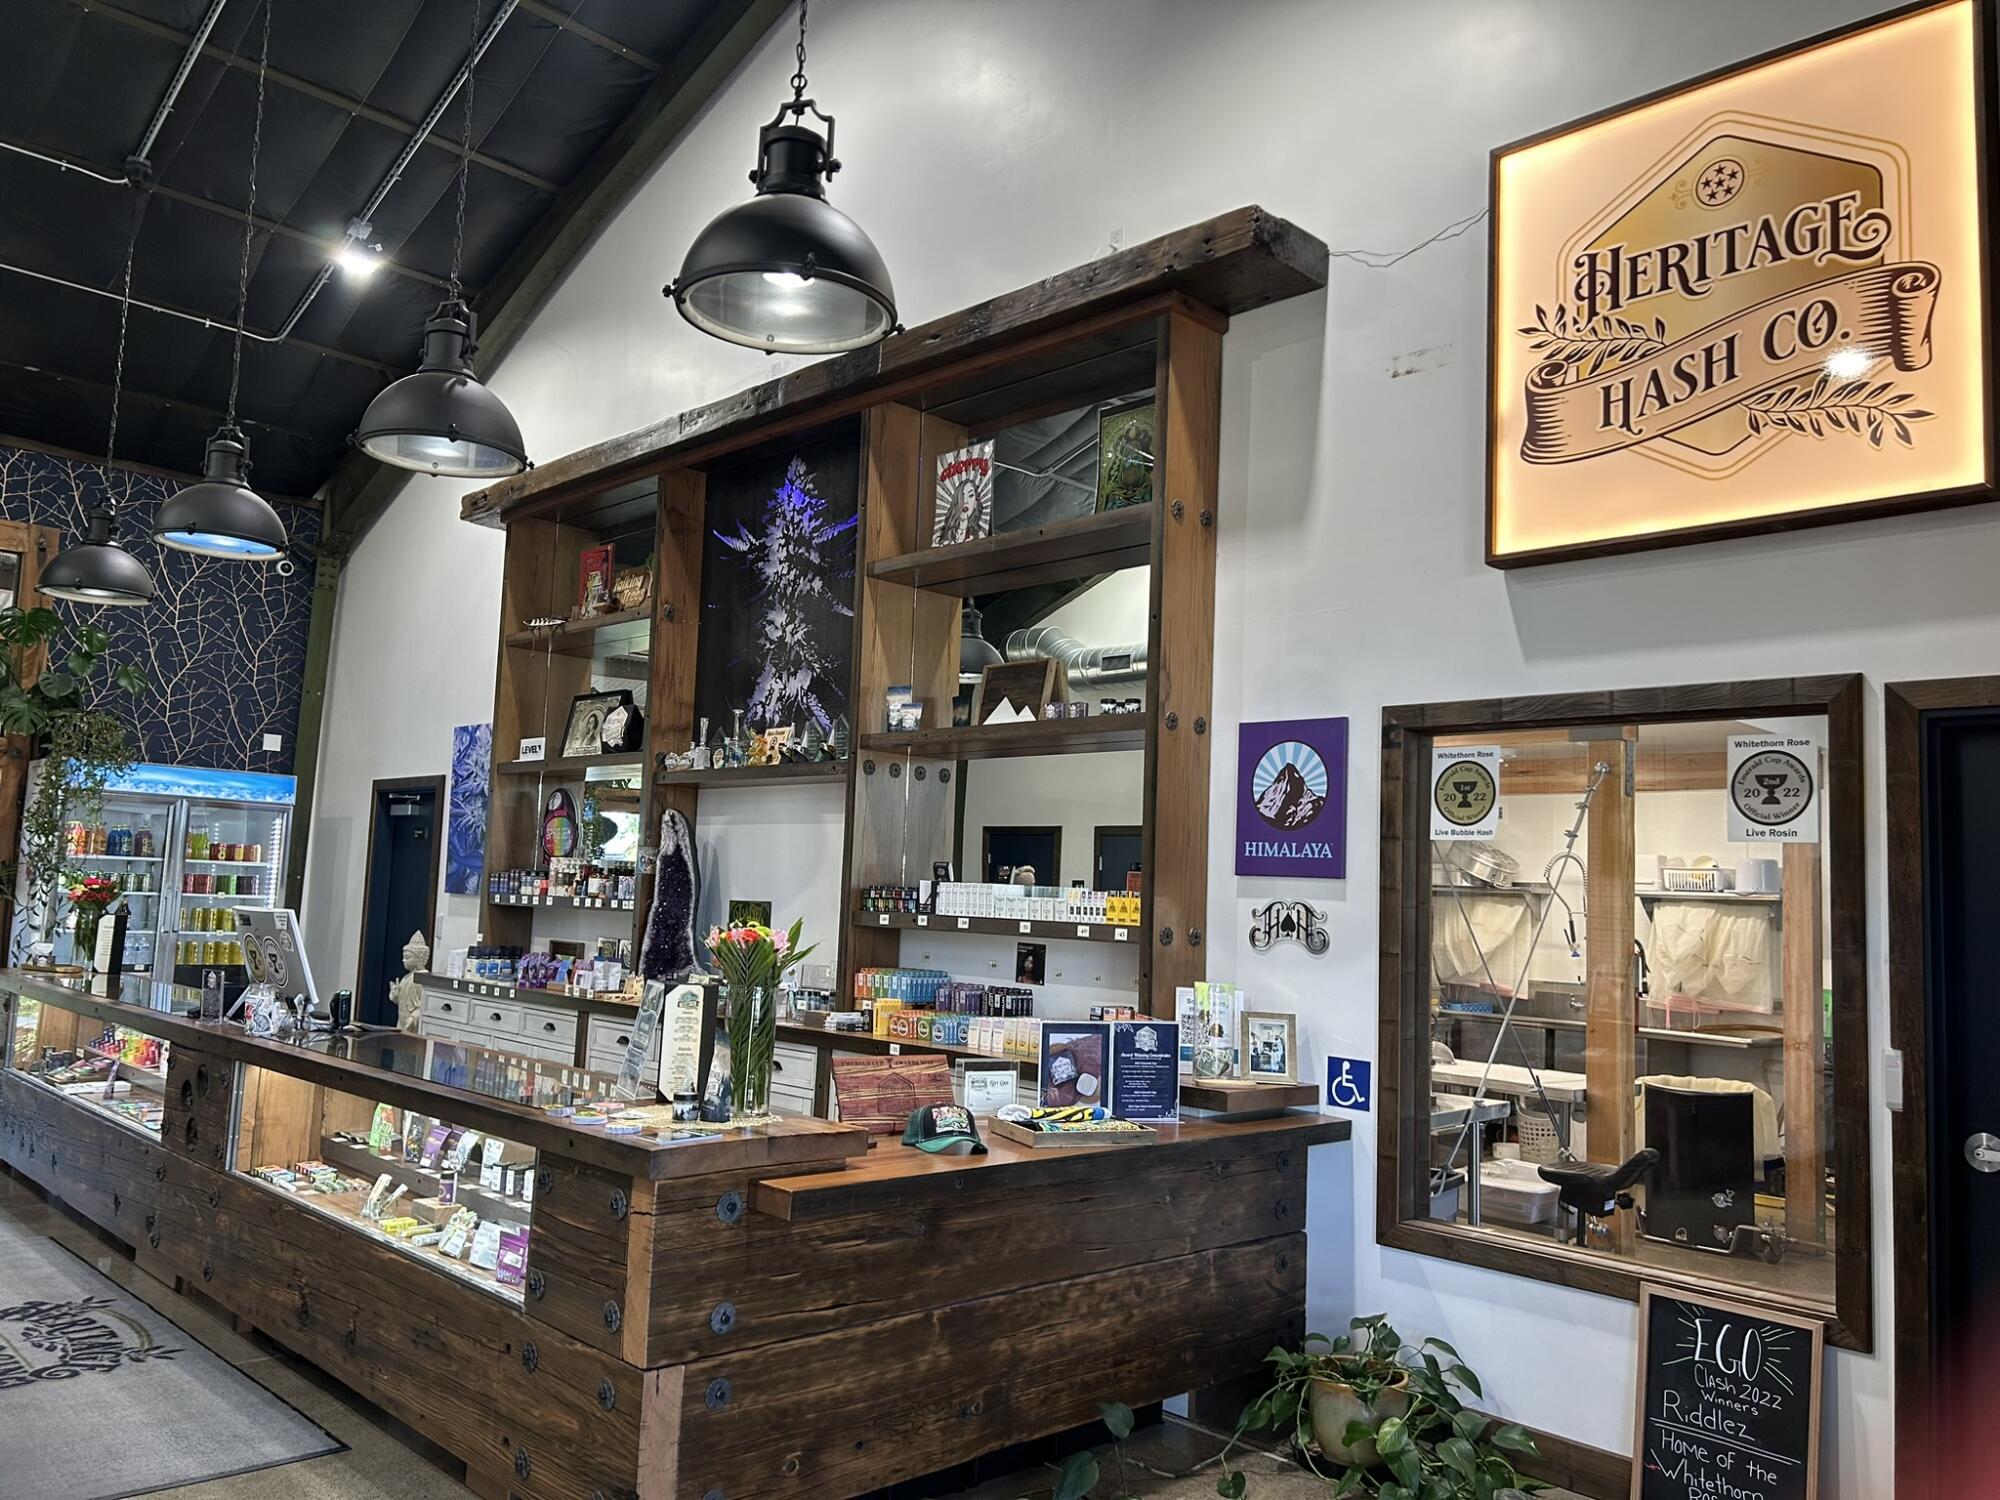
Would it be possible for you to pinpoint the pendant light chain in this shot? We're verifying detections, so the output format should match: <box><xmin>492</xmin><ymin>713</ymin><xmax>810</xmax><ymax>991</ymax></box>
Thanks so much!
<box><xmin>226</xmin><ymin>0</ymin><xmax>273</xmax><ymax>431</ymax></box>
<box><xmin>102</xmin><ymin>216</ymin><xmax>141</xmax><ymax>496</ymax></box>
<box><xmin>790</xmin><ymin>0</ymin><xmax>809</xmax><ymax>102</ymax></box>
<box><xmin>448</xmin><ymin>0</ymin><xmax>481</xmax><ymax>302</ymax></box>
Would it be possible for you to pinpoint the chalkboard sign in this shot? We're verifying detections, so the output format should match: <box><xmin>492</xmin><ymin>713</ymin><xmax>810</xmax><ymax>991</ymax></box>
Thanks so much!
<box><xmin>1632</xmin><ymin>1286</ymin><xmax>1822</xmax><ymax>1500</ymax></box>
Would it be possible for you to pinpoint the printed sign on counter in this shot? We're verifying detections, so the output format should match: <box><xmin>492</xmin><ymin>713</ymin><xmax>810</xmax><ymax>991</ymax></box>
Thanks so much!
<box><xmin>1109</xmin><ymin>1020</ymin><xmax>1179</xmax><ymax>1122</ymax></box>
<box><xmin>1633</xmin><ymin>1286</ymin><xmax>1821</xmax><ymax>1500</ymax></box>
<box><xmin>1726</xmin><ymin>735</ymin><xmax>1820</xmax><ymax>842</ymax></box>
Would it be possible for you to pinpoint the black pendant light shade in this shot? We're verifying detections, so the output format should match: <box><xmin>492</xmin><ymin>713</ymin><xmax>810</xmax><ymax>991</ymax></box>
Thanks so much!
<box><xmin>41</xmin><ymin>509</ymin><xmax>157</xmax><ymax>608</ymax></box>
<box><xmin>668</xmin><ymin>102</ymin><xmax>896</xmax><ymax>354</ymax></box>
<box><xmin>353</xmin><ymin>300</ymin><xmax>528</xmax><ymax>477</ymax></box>
<box><xmin>154</xmin><ymin>427</ymin><xmax>288</xmax><ymax>559</ymax></box>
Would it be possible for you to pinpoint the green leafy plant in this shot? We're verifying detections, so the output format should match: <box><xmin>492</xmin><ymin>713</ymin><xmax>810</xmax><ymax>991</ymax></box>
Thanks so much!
<box><xmin>0</xmin><ymin>607</ymin><xmax>146</xmax><ymax>950</ymax></box>
<box><xmin>1215</xmin><ymin>1316</ymin><xmax>1545</xmax><ymax>1500</ymax></box>
<box><xmin>1045</xmin><ymin>1402</ymin><xmax>1141</xmax><ymax>1500</ymax></box>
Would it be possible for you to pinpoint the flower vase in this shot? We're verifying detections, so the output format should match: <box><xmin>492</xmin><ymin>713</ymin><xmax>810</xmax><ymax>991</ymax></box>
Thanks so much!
<box><xmin>73</xmin><ymin>909</ymin><xmax>102</xmax><ymax>972</ymax></box>
<box><xmin>725</xmin><ymin>982</ymin><xmax>776</xmax><ymax>1121</ymax></box>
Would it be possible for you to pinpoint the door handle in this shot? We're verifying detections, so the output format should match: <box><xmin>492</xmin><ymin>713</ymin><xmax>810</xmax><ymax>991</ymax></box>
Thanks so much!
<box><xmin>1969</xmin><ymin>1133</ymin><xmax>2000</xmax><ymax>1173</ymax></box>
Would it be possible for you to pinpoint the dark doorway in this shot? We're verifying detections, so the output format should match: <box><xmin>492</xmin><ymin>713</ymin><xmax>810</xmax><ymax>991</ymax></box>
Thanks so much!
<box><xmin>1094</xmin><ymin>825</ymin><xmax>1143</xmax><ymax>892</ymax></box>
<box><xmin>981</xmin><ymin>826</ymin><xmax>1061</xmax><ymax>886</ymax></box>
<box><xmin>354</xmin><ymin>776</ymin><xmax>444</xmax><ymax>1028</ymax></box>
<box><xmin>1889</xmin><ymin>679</ymin><xmax>2000</xmax><ymax>1497</ymax></box>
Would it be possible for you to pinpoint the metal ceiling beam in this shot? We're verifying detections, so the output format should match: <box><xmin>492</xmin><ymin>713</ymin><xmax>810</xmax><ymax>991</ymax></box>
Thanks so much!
<box><xmin>0</xmin><ymin>351</ymin><xmax>339</xmax><ymax>459</ymax></box>
<box><xmin>71</xmin><ymin>0</ymin><xmax>562</xmax><ymax>194</ymax></box>
<box><xmin>516</xmin><ymin>1</ymin><xmax>662</xmax><ymax>73</ymax></box>
<box><xmin>0</xmin><ymin>258</ymin><xmax>405</xmax><ymax>378</ymax></box>
<box><xmin>0</xmin><ymin>136</ymin><xmax>454</xmax><ymax>294</ymax></box>
<box><xmin>315</xmin><ymin>0</ymin><xmax>789</xmax><ymax>555</ymax></box>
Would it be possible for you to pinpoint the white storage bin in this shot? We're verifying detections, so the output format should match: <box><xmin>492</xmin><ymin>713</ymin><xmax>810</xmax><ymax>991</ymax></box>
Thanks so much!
<box><xmin>1478</xmin><ymin>1156</ymin><xmax>1560</xmax><ymax>1227</ymax></box>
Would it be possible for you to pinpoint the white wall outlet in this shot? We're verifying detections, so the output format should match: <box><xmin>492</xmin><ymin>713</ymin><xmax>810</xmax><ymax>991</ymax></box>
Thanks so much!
<box><xmin>262</xmin><ymin>733</ymin><xmax>283</xmax><ymax>752</ymax></box>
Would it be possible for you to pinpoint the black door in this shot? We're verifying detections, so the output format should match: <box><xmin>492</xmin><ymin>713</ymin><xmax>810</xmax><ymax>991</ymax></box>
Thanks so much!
<box><xmin>982</xmin><ymin>826</ymin><xmax>1061</xmax><ymax>886</ymax></box>
<box><xmin>1094</xmin><ymin>825</ymin><xmax>1143</xmax><ymax>892</ymax></box>
<box><xmin>358</xmin><ymin>785</ymin><xmax>438</xmax><ymax>1026</ymax></box>
<box><xmin>1922</xmin><ymin>709</ymin><xmax>2000</xmax><ymax>1457</ymax></box>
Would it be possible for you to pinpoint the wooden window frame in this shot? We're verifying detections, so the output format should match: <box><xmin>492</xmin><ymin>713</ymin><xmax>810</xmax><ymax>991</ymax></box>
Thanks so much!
<box><xmin>1377</xmin><ymin>675</ymin><xmax>1871</xmax><ymax>1350</ymax></box>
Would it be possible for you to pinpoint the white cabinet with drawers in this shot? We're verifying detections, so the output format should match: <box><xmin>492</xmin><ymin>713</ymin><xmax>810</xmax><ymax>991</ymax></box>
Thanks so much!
<box><xmin>771</xmin><ymin>1041</ymin><xmax>819</xmax><ymax>1116</ymax></box>
<box><xmin>586</xmin><ymin>1012</ymin><xmax>661</xmax><ymax>1077</ymax></box>
<box><xmin>419</xmin><ymin>984</ymin><xmax>580</xmax><ymax>1066</ymax></box>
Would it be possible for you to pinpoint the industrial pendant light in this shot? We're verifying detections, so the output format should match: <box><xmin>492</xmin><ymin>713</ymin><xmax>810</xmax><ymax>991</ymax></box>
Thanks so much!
<box><xmin>352</xmin><ymin>0</ymin><xmax>527</xmax><ymax>477</ymax></box>
<box><xmin>43</xmin><ymin>212</ymin><xmax>156</xmax><ymax>608</ymax></box>
<box><xmin>665</xmin><ymin>0</ymin><xmax>897</xmax><ymax>354</ymax></box>
<box><xmin>155</xmin><ymin>0</ymin><xmax>288</xmax><ymax>560</ymax></box>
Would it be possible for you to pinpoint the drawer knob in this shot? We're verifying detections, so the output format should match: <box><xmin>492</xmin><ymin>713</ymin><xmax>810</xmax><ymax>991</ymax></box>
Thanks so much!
<box><xmin>543</xmin><ymin>1022</ymin><xmax>556</xmax><ymax>1033</ymax></box>
<box><xmin>616</xmin><ymin>1035</ymin><xmax>630</xmax><ymax>1047</ymax></box>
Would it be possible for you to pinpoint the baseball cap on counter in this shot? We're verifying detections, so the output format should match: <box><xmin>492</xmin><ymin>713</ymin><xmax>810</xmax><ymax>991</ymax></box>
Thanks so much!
<box><xmin>901</xmin><ymin>1102</ymin><xmax>988</xmax><ymax>1154</ymax></box>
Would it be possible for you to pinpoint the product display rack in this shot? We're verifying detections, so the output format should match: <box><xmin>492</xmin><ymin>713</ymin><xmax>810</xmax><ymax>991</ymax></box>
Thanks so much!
<box><xmin>462</xmin><ymin>207</ymin><xmax>1323</xmax><ymax>1019</ymax></box>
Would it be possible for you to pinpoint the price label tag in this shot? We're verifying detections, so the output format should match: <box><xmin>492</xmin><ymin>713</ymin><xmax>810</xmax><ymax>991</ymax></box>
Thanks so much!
<box><xmin>956</xmin><ymin>918</ymin><xmax>969</xmax><ymax>930</ymax></box>
<box><xmin>916</xmin><ymin>915</ymin><xmax>929</xmax><ymax>927</ymax></box>
<box><xmin>1018</xmin><ymin>922</ymin><xmax>1031</xmax><ymax>934</ymax></box>
<box><xmin>1076</xmin><ymin>925</ymin><xmax>1091</xmax><ymax>938</ymax></box>
<box><xmin>888</xmin><ymin>1043</ymin><xmax>901</xmax><ymax>1055</ymax></box>
<box><xmin>1114</xmin><ymin>928</ymin><xmax>1129</xmax><ymax>942</ymax></box>
<box><xmin>877</xmin><ymin>914</ymin><xmax>891</xmax><ymax>926</ymax></box>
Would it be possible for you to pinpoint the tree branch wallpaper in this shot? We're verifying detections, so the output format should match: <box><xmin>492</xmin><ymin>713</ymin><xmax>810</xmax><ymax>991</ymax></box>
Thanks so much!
<box><xmin>696</xmin><ymin>434</ymin><xmax>859</xmax><ymax>736</ymax></box>
<box><xmin>0</xmin><ymin>444</ymin><xmax>318</xmax><ymax>773</ymax></box>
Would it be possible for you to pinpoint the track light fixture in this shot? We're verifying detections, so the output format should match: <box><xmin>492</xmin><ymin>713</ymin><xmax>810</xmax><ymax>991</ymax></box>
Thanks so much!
<box><xmin>353</xmin><ymin>0</ymin><xmax>528</xmax><ymax>478</ymax></box>
<box><xmin>155</xmin><ymin>0</ymin><xmax>288</xmax><ymax>562</ymax></box>
<box><xmin>666</xmin><ymin>0</ymin><xmax>897</xmax><ymax>354</ymax></box>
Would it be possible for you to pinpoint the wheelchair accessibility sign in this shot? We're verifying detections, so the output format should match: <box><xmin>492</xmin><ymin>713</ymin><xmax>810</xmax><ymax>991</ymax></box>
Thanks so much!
<box><xmin>1325</xmin><ymin>1055</ymin><xmax>1371</xmax><ymax>1112</ymax></box>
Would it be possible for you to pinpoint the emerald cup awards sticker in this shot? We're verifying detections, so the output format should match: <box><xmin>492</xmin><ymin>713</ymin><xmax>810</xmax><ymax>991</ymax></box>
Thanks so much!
<box><xmin>1726</xmin><ymin>735</ymin><xmax>1819</xmax><ymax>841</ymax></box>
<box><xmin>1431</xmin><ymin>746</ymin><xmax>1501</xmax><ymax>840</ymax></box>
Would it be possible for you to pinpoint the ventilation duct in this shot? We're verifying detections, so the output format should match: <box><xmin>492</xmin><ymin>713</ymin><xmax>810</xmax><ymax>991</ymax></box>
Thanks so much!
<box><xmin>1005</xmin><ymin>626</ymin><xmax>1149</xmax><ymax>690</ymax></box>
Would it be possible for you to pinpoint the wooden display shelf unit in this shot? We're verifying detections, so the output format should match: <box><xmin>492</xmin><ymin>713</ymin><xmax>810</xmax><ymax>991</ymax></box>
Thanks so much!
<box><xmin>853</xmin><ymin>908</ymin><xmax>1141</xmax><ymax>945</ymax></box>
<box><xmin>867</xmin><ymin>504</ymin><xmax>1154</xmax><ymax>595</ymax></box>
<box><xmin>503</xmin><ymin>604</ymin><xmax>654</xmax><ymax>659</ymax></box>
<box><xmin>655</xmin><ymin>759</ymin><xmax>854</xmax><ymax>789</ymax></box>
<box><xmin>461</xmin><ymin>208</ymin><xmax>1328</xmax><ymax>1025</ymax></box>
<box><xmin>860</xmin><ymin>713</ymin><xmax>1149</xmax><ymax>761</ymax></box>
<box><xmin>494</xmin><ymin>751</ymin><xmax>649</xmax><ymax>778</ymax></box>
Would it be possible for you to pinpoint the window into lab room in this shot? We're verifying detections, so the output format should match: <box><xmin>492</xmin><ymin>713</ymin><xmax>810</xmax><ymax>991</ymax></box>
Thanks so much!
<box><xmin>1379</xmin><ymin>679</ymin><xmax>1869</xmax><ymax>1347</ymax></box>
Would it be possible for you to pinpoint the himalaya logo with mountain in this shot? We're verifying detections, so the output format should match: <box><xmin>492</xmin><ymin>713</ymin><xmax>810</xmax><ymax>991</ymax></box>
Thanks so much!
<box><xmin>1246</xmin><ymin>743</ymin><xmax>1333</xmax><ymax>859</ymax></box>
<box><xmin>1518</xmin><ymin>136</ymin><xmax>1940</xmax><ymax>470</ymax></box>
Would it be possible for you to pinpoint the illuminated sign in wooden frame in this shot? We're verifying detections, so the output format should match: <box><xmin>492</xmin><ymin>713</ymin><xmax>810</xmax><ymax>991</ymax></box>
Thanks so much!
<box><xmin>1487</xmin><ymin>0</ymin><xmax>1996</xmax><ymax>566</ymax></box>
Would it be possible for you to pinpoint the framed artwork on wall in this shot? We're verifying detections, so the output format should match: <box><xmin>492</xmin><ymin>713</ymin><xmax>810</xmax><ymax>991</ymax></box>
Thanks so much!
<box><xmin>1487</xmin><ymin>0</ymin><xmax>1995</xmax><ymax>566</ymax></box>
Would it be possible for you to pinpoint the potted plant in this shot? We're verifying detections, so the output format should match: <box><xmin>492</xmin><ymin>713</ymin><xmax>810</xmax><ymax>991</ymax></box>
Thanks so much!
<box><xmin>705</xmin><ymin>918</ymin><xmax>817</xmax><ymax>1120</ymax></box>
<box><xmin>1215</xmin><ymin>1315</ymin><xmax>1544</xmax><ymax>1499</ymax></box>
<box><xmin>0</xmin><ymin>607</ymin><xmax>146</xmax><ymax>962</ymax></box>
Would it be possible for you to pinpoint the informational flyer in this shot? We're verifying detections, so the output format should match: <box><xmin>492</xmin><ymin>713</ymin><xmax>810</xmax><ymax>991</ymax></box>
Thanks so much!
<box><xmin>1109</xmin><ymin>1020</ymin><xmax>1179</xmax><ymax>1122</ymax></box>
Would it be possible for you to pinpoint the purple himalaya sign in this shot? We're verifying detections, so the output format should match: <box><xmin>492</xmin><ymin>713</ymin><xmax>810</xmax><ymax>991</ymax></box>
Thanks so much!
<box><xmin>1236</xmin><ymin>718</ymin><xmax>1348</xmax><ymax>879</ymax></box>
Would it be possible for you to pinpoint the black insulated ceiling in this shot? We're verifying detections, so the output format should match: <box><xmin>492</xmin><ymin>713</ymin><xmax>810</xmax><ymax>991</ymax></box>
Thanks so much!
<box><xmin>0</xmin><ymin>0</ymin><xmax>735</xmax><ymax>499</ymax></box>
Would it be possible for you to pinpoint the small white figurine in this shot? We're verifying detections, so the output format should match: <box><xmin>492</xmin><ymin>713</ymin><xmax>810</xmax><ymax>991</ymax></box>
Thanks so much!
<box><xmin>392</xmin><ymin>930</ymin><xmax>431</xmax><ymax>1033</ymax></box>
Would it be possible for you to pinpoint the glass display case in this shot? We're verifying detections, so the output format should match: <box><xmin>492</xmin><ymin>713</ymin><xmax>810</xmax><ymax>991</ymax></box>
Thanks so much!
<box><xmin>231</xmin><ymin>1032</ymin><xmax>624</xmax><ymax>1303</ymax></box>
<box><xmin>6</xmin><ymin>993</ymin><xmax>169</xmax><ymax>1137</ymax></box>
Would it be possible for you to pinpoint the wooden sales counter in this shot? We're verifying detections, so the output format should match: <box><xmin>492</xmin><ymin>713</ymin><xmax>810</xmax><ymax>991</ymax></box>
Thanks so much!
<box><xmin>0</xmin><ymin>970</ymin><xmax>1348</xmax><ymax>1500</ymax></box>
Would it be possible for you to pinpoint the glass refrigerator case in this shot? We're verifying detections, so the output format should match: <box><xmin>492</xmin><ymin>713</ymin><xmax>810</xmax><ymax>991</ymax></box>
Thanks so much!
<box><xmin>11</xmin><ymin>763</ymin><xmax>296</xmax><ymax>979</ymax></box>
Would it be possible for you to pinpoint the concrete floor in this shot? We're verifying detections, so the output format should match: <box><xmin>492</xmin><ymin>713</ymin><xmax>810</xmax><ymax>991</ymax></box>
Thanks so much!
<box><xmin>1</xmin><ymin>1171</ymin><xmax>1577</xmax><ymax>1500</ymax></box>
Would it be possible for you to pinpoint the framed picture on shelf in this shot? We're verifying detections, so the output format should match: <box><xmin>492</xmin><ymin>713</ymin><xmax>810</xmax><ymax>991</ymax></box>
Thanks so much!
<box><xmin>727</xmin><ymin>899</ymin><xmax>772</xmax><ymax>930</ymax></box>
<box><xmin>1038</xmin><ymin>1021</ymin><xmax>1110</xmax><ymax>1109</ymax></box>
<box><xmin>560</xmin><ymin>691</ymin><xmax>624</xmax><ymax>759</ymax></box>
<box><xmin>1095</xmin><ymin>397</ymin><xmax>1155</xmax><ymax>512</ymax></box>
<box><xmin>1240</xmin><ymin>1011</ymin><xmax>1297</xmax><ymax>1084</ymax></box>
<box><xmin>971</xmin><ymin>659</ymin><xmax>1062</xmax><ymax>726</ymax></box>
<box><xmin>577</xmin><ymin>543</ymin><xmax>616</xmax><ymax>617</ymax></box>
<box><xmin>932</xmin><ymin>440</ymin><xmax>996</xmax><ymax>546</ymax></box>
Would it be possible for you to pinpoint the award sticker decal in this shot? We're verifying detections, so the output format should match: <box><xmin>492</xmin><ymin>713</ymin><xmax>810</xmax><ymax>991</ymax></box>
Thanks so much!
<box><xmin>1430</xmin><ymin>747</ymin><xmax>1501</xmax><ymax>840</ymax></box>
<box><xmin>1726</xmin><ymin>734</ymin><xmax>1819</xmax><ymax>841</ymax></box>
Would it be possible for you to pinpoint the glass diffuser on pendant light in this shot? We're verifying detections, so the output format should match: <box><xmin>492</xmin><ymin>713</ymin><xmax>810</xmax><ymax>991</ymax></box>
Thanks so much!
<box><xmin>665</xmin><ymin>0</ymin><xmax>896</xmax><ymax>354</ymax></box>
<box><xmin>352</xmin><ymin>0</ymin><xmax>527</xmax><ymax>478</ymax></box>
<box><xmin>155</xmin><ymin>0</ymin><xmax>287</xmax><ymax>560</ymax></box>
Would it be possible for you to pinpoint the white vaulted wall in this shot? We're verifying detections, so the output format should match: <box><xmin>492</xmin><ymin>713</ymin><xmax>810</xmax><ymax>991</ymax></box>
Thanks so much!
<box><xmin>301</xmin><ymin>2</ymin><xmax>1997</xmax><ymax>1491</ymax></box>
